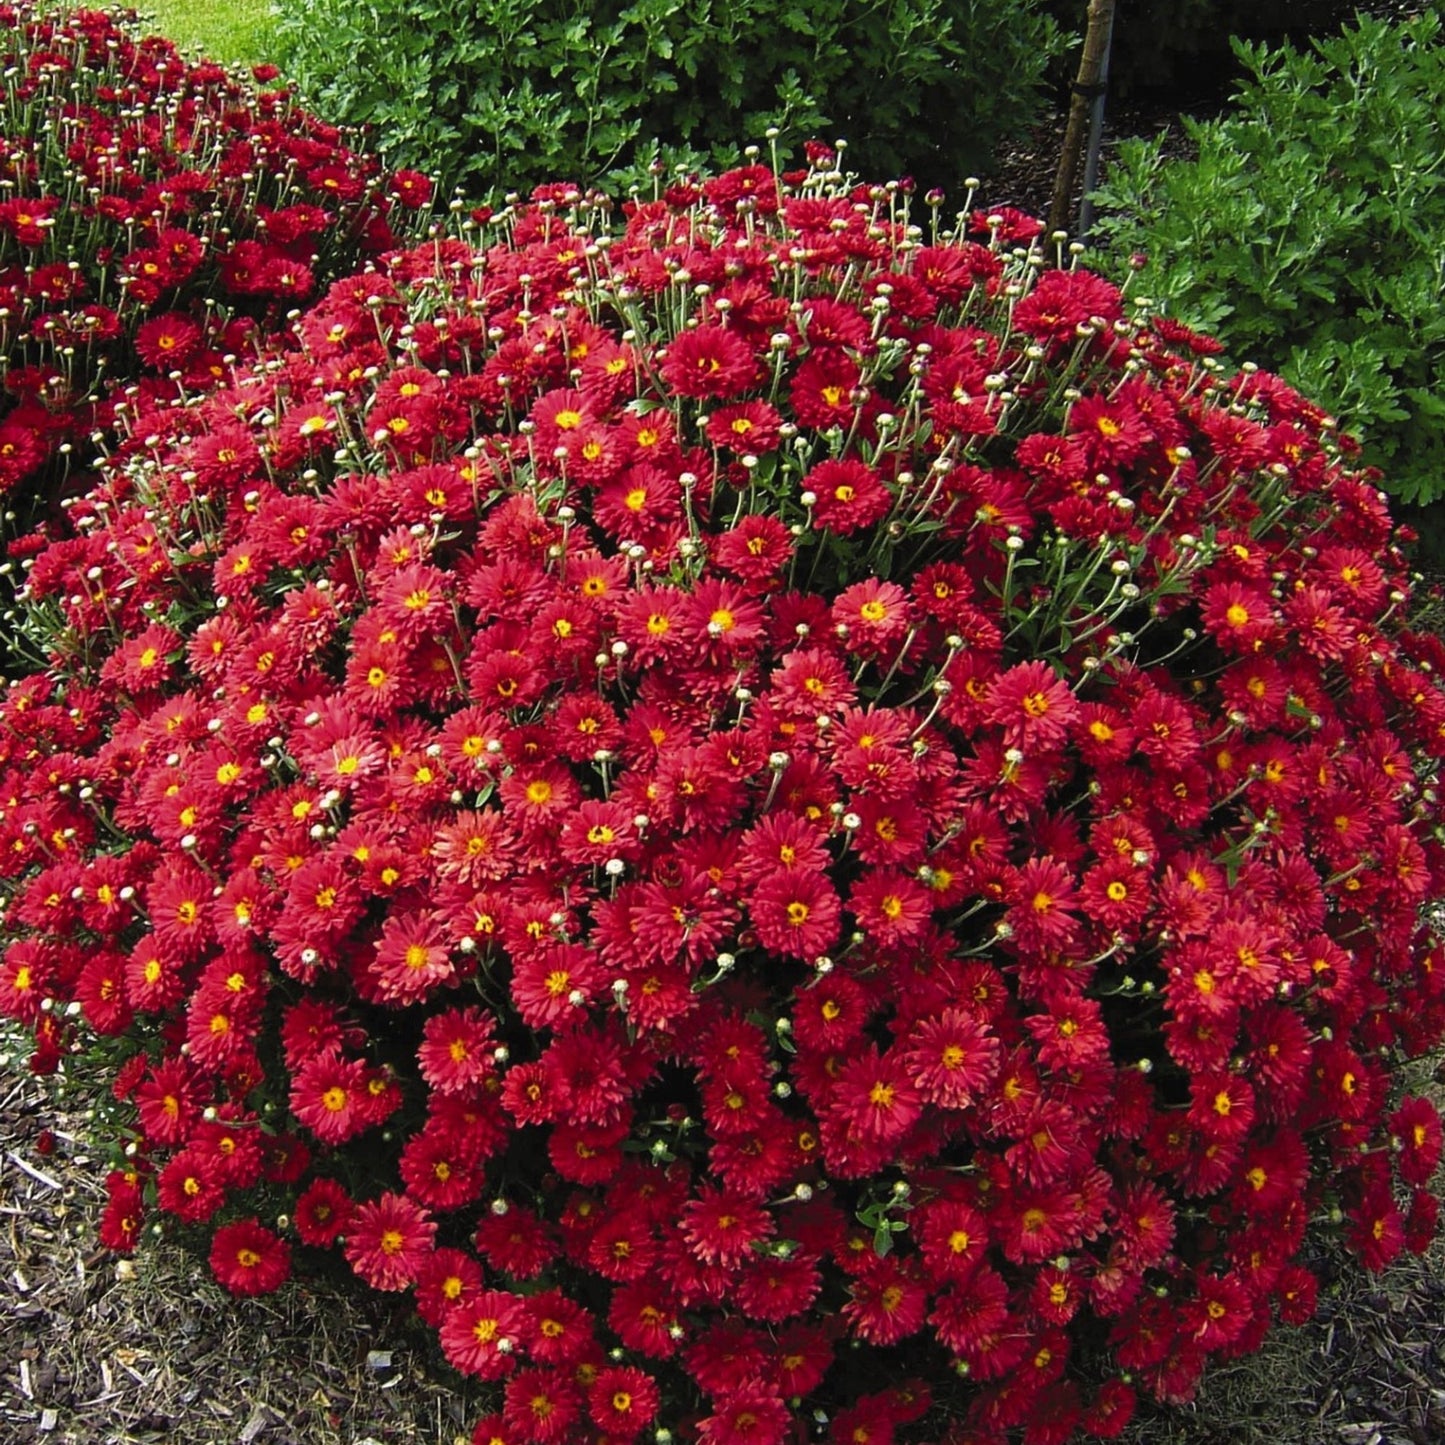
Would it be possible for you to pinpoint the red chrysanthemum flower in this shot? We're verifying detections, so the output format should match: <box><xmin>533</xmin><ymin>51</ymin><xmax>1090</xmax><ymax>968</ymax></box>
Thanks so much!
<box><xmin>145</xmin><ymin>864</ymin><xmax>214</xmax><ymax>959</ymax></box>
<box><xmin>1113</xmin><ymin>1180</ymin><xmax>1177</xmax><ymax>1271</ymax></box>
<box><xmin>586</xmin><ymin>1365</ymin><xmax>660</xmax><ymax>1438</ymax></box>
<box><xmin>848</xmin><ymin>868</ymin><xmax>933</xmax><ymax>945</ymax></box>
<box><xmin>985</xmin><ymin>660</ymin><xmax>1079</xmax><ymax>750</ymax></box>
<box><xmin>134</xmin><ymin>1057</ymin><xmax>204</xmax><ymax>1148</ymax></box>
<box><xmin>767</xmin><ymin>647</ymin><xmax>856</xmax><ymax>718</ymax></box>
<box><xmin>440</xmin><ymin>1288</ymin><xmax>529</xmax><ymax>1379</ymax></box>
<box><xmin>1011</xmin><ymin>268</ymin><xmax>1122</xmax><ymax>344</ymax></box>
<box><xmin>1026</xmin><ymin>994</ymin><xmax>1111</xmax><ymax>1073</ymax></box>
<box><xmin>370</xmin><ymin>910</ymin><xmax>456</xmax><ymax>1004</ymax></box>
<box><xmin>1273</xmin><ymin>1264</ymin><xmax>1320</xmax><ymax>1326</ymax></box>
<box><xmin>731</xmin><ymin>1252</ymin><xmax>822</xmax><ymax>1325</ymax></box>
<box><xmin>1347</xmin><ymin>1191</ymin><xmax>1404</xmax><ymax>1272</ymax></box>
<box><xmin>135</xmin><ymin>312</ymin><xmax>204</xmax><ymax>368</ymax></box>
<box><xmin>344</xmin><ymin>1191</ymin><xmax>437</xmax><ymax>1291</ymax></box>
<box><xmin>659</xmin><ymin>325</ymin><xmax>757</xmax><ymax>398</ymax></box>
<box><xmin>804</xmin><ymin>457</ymin><xmax>892</xmax><ymax>535</ymax></box>
<box><xmin>900</xmin><ymin>1008</ymin><xmax>1001</xmax><ymax>1109</ymax></box>
<box><xmin>825</xmin><ymin>1046</ymin><xmax>922</xmax><ymax>1147</ymax></box>
<box><xmin>713</xmin><ymin>512</ymin><xmax>795</xmax><ymax>582</ymax></box>
<box><xmin>833</xmin><ymin>579</ymin><xmax>911</xmax><ymax>659</ymax></box>
<box><xmin>497</xmin><ymin>762</ymin><xmax>578</xmax><ymax>833</ymax></box>
<box><xmin>290</xmin><ymin>1054</ymin><xmax>372</xmax><ymax>1145</ymax></box>
<box><xmin>1186</xmin><ymin>1271</ymin><xmax>1255</xmax><ymax>1350</ymax></box>
<box><xmin>1068</xmin><ymin>392</ymin><xmax>1153</xmax><ymax>466</ymax></box>
<box><xmin>930</xmin><ymin>1263</ymin><xmax>1012</xmax><ymax>1359</ymax></box>
<box><xmin>1006</xmin><ymin>1101</ymin><xmax>1094</xmax><ymax>1188</ymax></box>
<box><xmin>524</xmin><ymin>1287</ymin><xmax>599</xmax><ymax>1367</ymax></box>
<box><xmin>475</xmin><ymin>1202</ymin><xmax>557</xmax><ymax>1280</ymax></box>
<box><xmin>915</xmin><ymin>1197</ymin><xmax>991</xmax><ymax>1285</ymax></box>
<box><xmin>1076</xmin><ymin>856</ymin><xmax>1153</xmax><ymax>932</ymax></box>
<box><xmin>999</xmin><ymin>1187</ymin><xmax>1086</xmax><ymax>1264</ymax></box>
<box><xmin>294</xmin><ymin>1177</ymin><xmax>354</xmax><ymax>1246</ymax></box>
<box><xmin>399</xmin><ymin>1128</ymin><xmax>485</xmax><ymax>1210</ymax></box>
<box><xmin>705</xmin><ymin>400</ymin><xmax>783</xmax><ymax>453</ymax></box>
<box><xmin>210</xmin><ymin>1218</ymin><xmax>292</xmax><ymax>1297</ymax></box>
<box><xmin>98</xmin><ymin>1173</ymin><xmax>145</xmax><ymax>1255</ymax></box>
<box><xmin>1199</xmin><ymin>579</ymin><xmax>1280</xmax><ymax>653</ymax></box>
<box><xmin>418</xmin><ymin>1006</ymin><xmax>497</xmax><ymax>1094</ymax></box>
<box><xmin>695</xmin><ymin>1388</ymin><xmax>792</xmax><ymax>1445</ymax></box>
<box><xmin>1188</xmin><ymin>1071</ymin><xmax>1256</xmax><ymax>1144</ymax></box>
<box><xmin>749</xmin><ymin>870</ymin><xmax>841</xmax><ymax>961</ymax></box>
<box><xmin>540</xmin><ymin>1025</ymin><xmax>634</xmax><ymax>1126</ymax></box>
<box><xmin>1005</xmin><ymin>858</ymin><xmax>1082</xmax><ymax>954</ymax></box>
<box><xmin>1405</xmin><ymin>1190</ymin><xmax>1439</xmax><ymax>1256</ymax></box>
<box><xmin>414</xmin><ymin>1246</ymin><xmax>484</xmax><ymax>1328</ymax></box>
<box><xmin>843</xmin><ymin>1257</ymin><xmax>928</xmax><ymax>1346</ymax></box>
<box><xmin>73</xmin><ymin>949</ymin><xmax>132</xmax><ymax>1036</ymax></box>
<box><xmin>790</xmin><ymin>352</ymin><xmax>860</xmax><ymax>429</ymax></box>
<box><xmin>680</xmin><ymin>1186</ymin><xmax>777</xmax><ymax>1269</ymax></box>
<box><xmin>156</xmin><ymin>1151</ymin><xmax>226</xmax><ymax>1224</ymax></box>
<box><xmin>502</xmin><ymin>1366</ymin><xmax>585</xmax><ymax>1445</ymax></box>
<box><xmin>1390</xmin><ymin>1095</ymin><xmax>1444</xmax><ymax>1186</ymax></box>
<box><xmin>511</xmin><ymin>944</ymin><xmax>602</xmax><ymax>1029</ymax></box>
<box><xmin>122</xmin><ymin>936</ymin><xmax>186</xmax><ymax>1016</ymax></box>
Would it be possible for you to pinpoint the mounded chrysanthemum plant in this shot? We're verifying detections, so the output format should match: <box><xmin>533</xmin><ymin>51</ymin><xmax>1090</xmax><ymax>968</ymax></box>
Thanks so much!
<box><xmin>0</xmin><ymin>3</ymin><xmax>429</xmax><ymax>558</ymax></box>
<box><xmin>1</xmin><ymin>146</ymin><xmax>1443</xmax><ymax>1445</ymax></box>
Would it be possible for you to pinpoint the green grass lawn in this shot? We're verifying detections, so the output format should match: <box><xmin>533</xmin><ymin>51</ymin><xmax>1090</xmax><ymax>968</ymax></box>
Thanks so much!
<box><xmin>138</xmin><ymin>0</ymin><xmax>277</xmax><ymax>67</ymax></box>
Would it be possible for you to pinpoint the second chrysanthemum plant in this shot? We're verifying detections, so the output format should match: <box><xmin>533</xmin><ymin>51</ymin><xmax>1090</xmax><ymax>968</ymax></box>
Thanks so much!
<box><xmin>1</xmin><ymin>143</ymin><xmax>1443</xmax><ymax>1445</ymax></box>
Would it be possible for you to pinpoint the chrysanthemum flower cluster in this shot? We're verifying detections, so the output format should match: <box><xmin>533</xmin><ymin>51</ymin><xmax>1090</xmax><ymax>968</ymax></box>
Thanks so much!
<box><xmin>0</xmin><ymin>3</ymin><xmax>428</xmax><ymax>520</ymax></box>
<box><xmin>2</xmin><ymin>151</ymin><xmax>1443</xmax><ymax>1445</ymax></box>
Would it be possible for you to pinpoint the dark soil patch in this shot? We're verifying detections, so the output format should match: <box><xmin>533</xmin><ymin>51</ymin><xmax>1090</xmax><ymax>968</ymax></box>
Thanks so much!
<box><xmin>976</xmin><ymin>0</ymin><xmax>1436</xmax><ymax>223</ymax></box>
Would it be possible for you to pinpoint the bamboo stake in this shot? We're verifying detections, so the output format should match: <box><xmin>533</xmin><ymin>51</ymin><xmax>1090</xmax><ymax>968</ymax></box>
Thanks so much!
<box><xmin>1049</xmin><ymin>0</ymin><xmax>1117</xmax><ymax>238</ymax></box>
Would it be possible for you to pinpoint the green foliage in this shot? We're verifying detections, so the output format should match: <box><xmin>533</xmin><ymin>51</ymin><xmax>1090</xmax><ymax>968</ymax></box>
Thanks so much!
<box><xmin>1089</xmin><ymin>12</ymin><xmax>1445</xmax><ymax>505</ymax></box>
<box><xmin>274</xmin><ymin>0</ymin><xmax>1066</xmax><ymax>203</ymax></box>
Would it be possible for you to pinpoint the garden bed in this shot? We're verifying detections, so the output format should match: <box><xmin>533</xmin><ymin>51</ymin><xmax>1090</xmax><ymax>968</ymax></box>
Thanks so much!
<box><xmin>2</xmin><ymin>6</ymin><xmax>1444</xmax><ymax>1444</ymax></box>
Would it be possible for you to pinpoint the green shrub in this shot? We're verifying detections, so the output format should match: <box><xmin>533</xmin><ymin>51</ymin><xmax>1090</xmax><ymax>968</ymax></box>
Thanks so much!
<box><xmin>1089</xmin><ymin>12</ymin><xmax>1445</xmax><ymax>506</ymax></box>
<box><xmin>275</xmin><ymin>0</ymin><xmax>1066</xmax><ymax>202</ymax></box>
